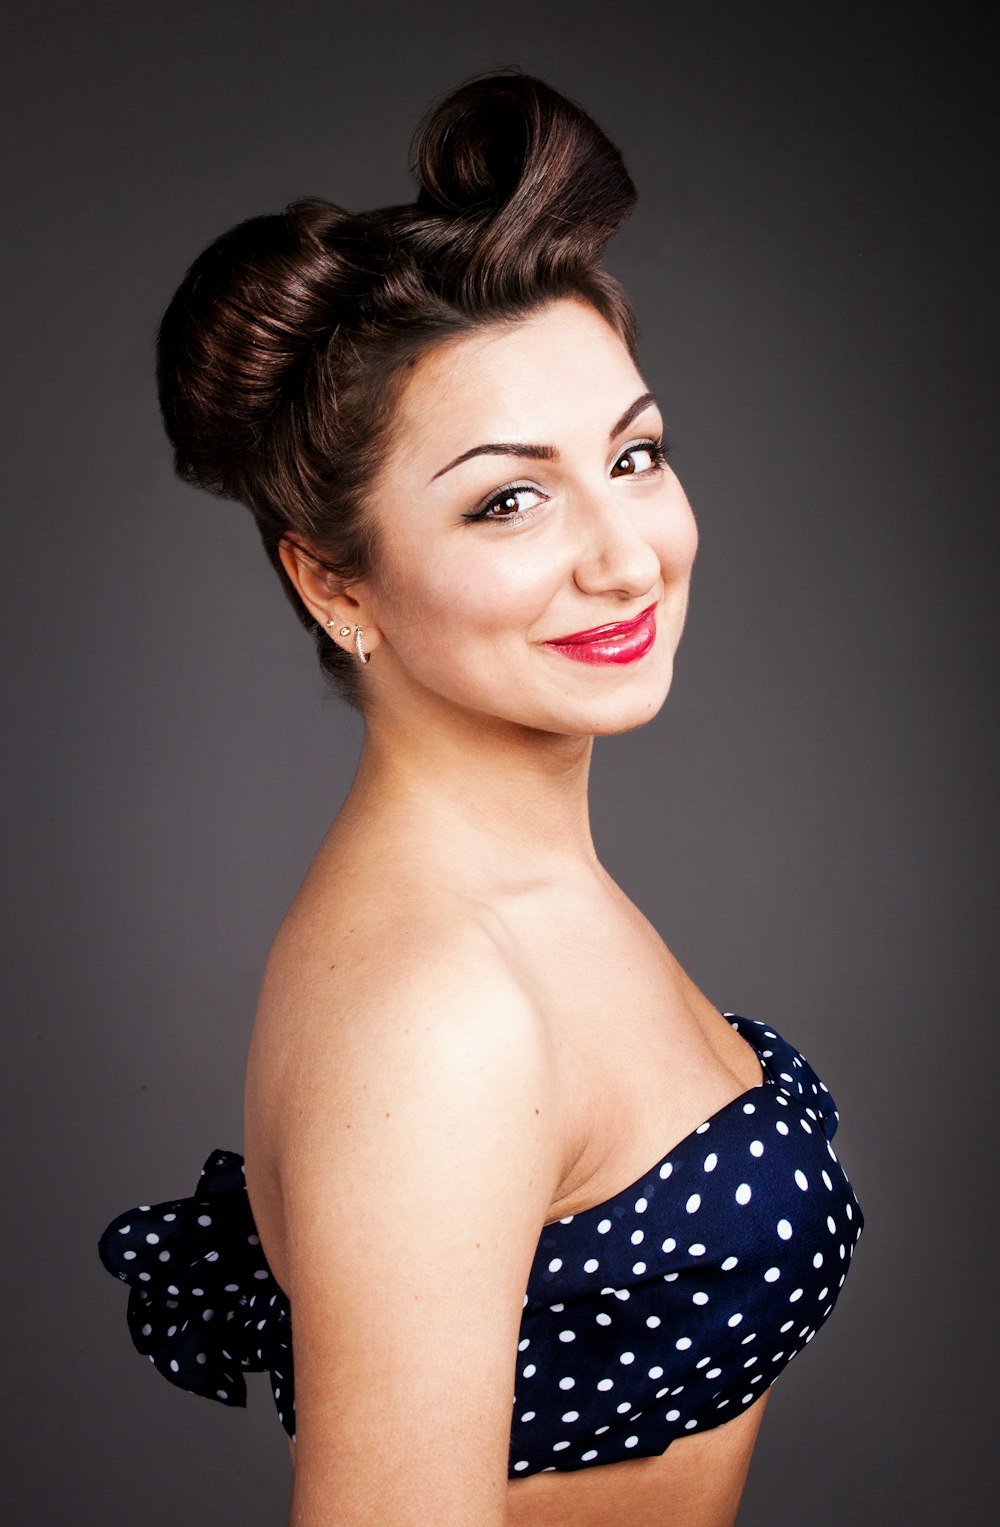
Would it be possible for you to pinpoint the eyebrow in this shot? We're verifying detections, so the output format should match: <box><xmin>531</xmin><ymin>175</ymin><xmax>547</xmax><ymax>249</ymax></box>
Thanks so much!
<box><xmin>427</xmin><ymin>391</ymin><xmax>659</xmax><ymax>484</ymax></box>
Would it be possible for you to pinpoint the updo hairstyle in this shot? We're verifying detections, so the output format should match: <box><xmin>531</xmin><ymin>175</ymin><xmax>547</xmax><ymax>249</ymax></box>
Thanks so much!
<box><xmin>156</xmin><ymin>73</ymin><xmax>639</xmax><ymax>710</ymax></box>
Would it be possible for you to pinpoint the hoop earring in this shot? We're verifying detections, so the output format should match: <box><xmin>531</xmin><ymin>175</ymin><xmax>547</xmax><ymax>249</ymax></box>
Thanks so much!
<box><xmin>325</xmin><ymin>619</ymin><xmax>370</xmax><ymax>665</ymax></box>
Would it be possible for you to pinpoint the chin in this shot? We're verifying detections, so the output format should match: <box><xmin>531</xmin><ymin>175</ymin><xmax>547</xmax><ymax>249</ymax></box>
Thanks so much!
<box><xmin>541</xmin><ymin>660</ymin><xmax>676</xmax><ymax>738</ymax></box>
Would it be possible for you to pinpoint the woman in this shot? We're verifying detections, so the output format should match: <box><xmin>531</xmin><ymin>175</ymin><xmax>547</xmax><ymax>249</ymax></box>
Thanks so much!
<box><xmin>99</xmin><ymin>73</ymin><xmax>864</xmax><ymax>1525</ymax></box>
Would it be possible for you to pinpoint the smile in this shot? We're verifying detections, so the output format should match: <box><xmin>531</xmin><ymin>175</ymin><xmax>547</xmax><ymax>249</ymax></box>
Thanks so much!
<box><xmin>543</xmin><ymin>603</ymin><xmax>658</xmax><ymax>666</ymax></box>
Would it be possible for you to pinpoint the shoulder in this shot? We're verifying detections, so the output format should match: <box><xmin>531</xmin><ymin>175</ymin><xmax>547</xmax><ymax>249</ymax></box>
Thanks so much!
<box><xmin>251</xmin><ymin>882</ymin><xmax>568</xmax><ymax>1212</ymax></box>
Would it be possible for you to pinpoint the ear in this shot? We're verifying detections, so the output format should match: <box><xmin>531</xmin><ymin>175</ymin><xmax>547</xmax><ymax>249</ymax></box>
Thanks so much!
<box><xmin>278</xmin><ymin>536</ymin><xmax>380</xmax><ymax>653</ymax></box>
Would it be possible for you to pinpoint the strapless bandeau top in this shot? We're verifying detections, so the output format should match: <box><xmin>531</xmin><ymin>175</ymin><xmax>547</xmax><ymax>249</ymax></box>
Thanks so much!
<box><xmin>98</xmin><ymin>1013</ymin><xmax>864</xmax><ymax>1477</ymax></box>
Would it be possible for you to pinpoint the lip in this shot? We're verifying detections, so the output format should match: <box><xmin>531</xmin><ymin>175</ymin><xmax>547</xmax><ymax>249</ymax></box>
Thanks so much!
<box><xmin>544</xmin><ymin>601</ymin><xmax>658</xmax><ymax>666</ymax></box>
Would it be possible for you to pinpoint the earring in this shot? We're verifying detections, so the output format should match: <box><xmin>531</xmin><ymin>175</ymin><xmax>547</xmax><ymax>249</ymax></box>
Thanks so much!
<box><xmin>325</xmin><ymin>619</ymin><xmax>370</xmax><ymax>664</ymax></box>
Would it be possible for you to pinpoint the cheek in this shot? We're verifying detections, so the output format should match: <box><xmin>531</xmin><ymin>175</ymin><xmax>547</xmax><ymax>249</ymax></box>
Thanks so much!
<box><xmin>377</xmin><ymin>533</ymin><xmax>561</xmax><ymax>645</ymax></box>
<box><xmin>661</xmin><ymin>492</ymin><xmax>699</xmax><ymax>578</ymax></box>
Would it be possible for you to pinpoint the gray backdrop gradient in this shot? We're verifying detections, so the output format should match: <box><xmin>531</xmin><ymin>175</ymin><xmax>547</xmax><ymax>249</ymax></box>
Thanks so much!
<box><xmin>4</xmin><ymin>1</ymin><xmax>997</xmax><ymax>1522</ymax></box>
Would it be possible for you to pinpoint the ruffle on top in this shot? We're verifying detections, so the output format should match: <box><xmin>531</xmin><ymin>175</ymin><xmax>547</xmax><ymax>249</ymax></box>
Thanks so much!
<box><xmin>97</xmin><ymin>1149</ymin><xmax>296</xmax><ymax>1436</ymax></box>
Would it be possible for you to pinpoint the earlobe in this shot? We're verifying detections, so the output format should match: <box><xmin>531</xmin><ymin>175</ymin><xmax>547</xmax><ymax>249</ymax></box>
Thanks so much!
<box><xmin>278</xmin><ymin>535</ymin><xmax>379</xmax><ymax>663</ymax></box>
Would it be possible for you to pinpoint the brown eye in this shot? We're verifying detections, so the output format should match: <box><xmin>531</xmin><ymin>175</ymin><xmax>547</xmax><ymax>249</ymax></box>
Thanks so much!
<box><xmin>611</xmin><ymin>443</ymin><xmax>666</xmax><ymax>479</ymax></box>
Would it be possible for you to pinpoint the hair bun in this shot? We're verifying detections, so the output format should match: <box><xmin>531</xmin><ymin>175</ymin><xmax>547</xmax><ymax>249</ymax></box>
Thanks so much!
<box><xmin>411</xmin><ymin>73</ymin><xmax>635</xmax><ymax>278</ymax></box>
<box><xmin>156</xmin><ymin>198</ymin><xmax>383</xmax><ymax>500</ymax></box>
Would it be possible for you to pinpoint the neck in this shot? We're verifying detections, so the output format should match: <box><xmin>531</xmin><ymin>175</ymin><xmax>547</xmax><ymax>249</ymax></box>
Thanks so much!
<box><xmin>341</xmin><ymin>701</ymin><xmax>601</xmax><ymax>882</ymax></box>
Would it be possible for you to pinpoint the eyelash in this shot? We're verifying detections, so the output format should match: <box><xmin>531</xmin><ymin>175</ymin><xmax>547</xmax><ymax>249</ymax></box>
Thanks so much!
<box><xmin>461</xmin><ymin>437</ymin><xmax>673</xmax><ymax>528</ymax></box>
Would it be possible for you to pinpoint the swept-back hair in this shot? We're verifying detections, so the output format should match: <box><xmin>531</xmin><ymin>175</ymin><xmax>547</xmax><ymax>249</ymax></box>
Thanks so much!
<box><xmin>157</xmin><ymin>73</ymin><xmax>638</xmax><ymax>709</ymax></box>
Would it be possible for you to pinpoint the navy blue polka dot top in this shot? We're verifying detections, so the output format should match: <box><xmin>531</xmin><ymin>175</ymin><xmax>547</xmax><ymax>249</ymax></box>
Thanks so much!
<box><xmin>97</xmin><ymin>1013</ymin><xmax>863</xmax><ymax>1476</ymax></box>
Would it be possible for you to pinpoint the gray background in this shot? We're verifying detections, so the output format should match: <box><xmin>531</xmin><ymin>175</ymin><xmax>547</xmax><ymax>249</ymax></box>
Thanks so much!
<box><xmin>4</xmin><ymin>0</ymin><xmax>997</xmax><ymax>1521</ymax></box>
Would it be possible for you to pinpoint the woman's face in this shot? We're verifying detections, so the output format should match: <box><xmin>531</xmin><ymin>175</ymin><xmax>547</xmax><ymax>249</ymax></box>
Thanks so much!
<box><xmin>362</xmin><ymin>297</ymin><xmax>699</xmax><ymax>737</ymax></box>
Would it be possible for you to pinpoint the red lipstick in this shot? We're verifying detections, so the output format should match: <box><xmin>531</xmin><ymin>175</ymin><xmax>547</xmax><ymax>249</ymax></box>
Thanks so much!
<box><xmin>543</xmin><ymin>602</ymin><xmax>658</xmax><ymax>666</ymax></box>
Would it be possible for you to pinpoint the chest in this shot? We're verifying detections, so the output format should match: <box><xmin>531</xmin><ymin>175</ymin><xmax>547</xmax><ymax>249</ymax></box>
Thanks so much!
<box><xmin>508</xmin><ymin>1016</ymin><xmax>865</xmax><ymax>1476</ymax></box>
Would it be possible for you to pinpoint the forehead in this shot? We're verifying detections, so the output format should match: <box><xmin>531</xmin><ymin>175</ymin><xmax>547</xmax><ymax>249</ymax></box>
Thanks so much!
<box><xmin>389</xmin><ymin>299</ymin><xmax>645</xmax><ymax>473</ymax></box>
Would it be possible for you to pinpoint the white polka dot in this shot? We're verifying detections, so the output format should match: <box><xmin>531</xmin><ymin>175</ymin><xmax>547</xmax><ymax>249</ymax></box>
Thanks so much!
<box><xmin>583</xmin><ymin>1258</ymin><xmax>599</xmax><ymax>1273</ymax></box>
<box><xmin>559</xmin><ymin>1376</ymin><xmax>575</xmax><ymax>1390</ymax></box>
<box><xmin>595</xmin><ymin>1312</ymin><xmax>612</xmax><ymax>1326</ymax></box>
<box><xmin>635</xmin><ymin>1197</ymin><xmax>648</xmax><ymax>1213</ymax></box>
<box><xmin>675</xmin><ymin>1336</ymin><xmax>692</xmax><ymax>1350</ymax></box>
<box><xmin>631</xmin><ymin>1229</ymin><xmax>644</xmax><ymax>1245</ymax></box>
<box><xmin>827</xmin><ymin>1215</ymin><xmax>837</xmax><ymax>1233</ymax></box>
<box><xmin>686</xmin><ymin>1193</ymin><xmax>701</xmax><ymax>1213</ymax></box>
<box><xmin>145</xmin><ymin>1233</ymin><xmax>159</xmax><ymax>1245</ymax></box>
<box><xmin>813</xmin><ymin>1252</ymin><xmax>824</xmax><ymax>1268</ymax></box>
<box><xmin>764</xmin><ymin>1267</ymin><xmax>780</xmax><ymax>1282</ymax></box>
<box><xmin>659</xmin><ymin>1161</ymin><xmax>673</xmax><ymax>1179</ymax></box>
<box><xmin>553</xmin><ymin>1441</ymin><xmax>570</xmax><ymax>1451</ymax></box>
<box><xmin>620</xmin><ymin>1351</ymin><xmax>635</xmax><ymax>1364</ymax></box>
<box><xmin>582</xmin><ymin>1449</ymin><xmax>597</xmax><ymax>1461</ymax></box>
<box><xmin>822</xmin><ymin>1171</ymin><xmax>833</xmax><ymax>1191</ymax></box>
<box><xmin>735</xmin><ymin>1183</ymin><xmax>752</xmax><ymax>1205</ymax></box>
<box><xmin>780</xmin><ymin>1320</ymin><xmax>794</xmax><ymax>1332</ymax></box>
<box><xmin>706</xmin><ymin>1366</ymin><xmax>722</xmax><ymax>1378</ymax></box>
<box><xmin>692</xmin><ymin>1291</ymin><xmax>709</xmax><ymax>1305</ymax></box>
<box><xmin>561</xmin><ymin>1410</ymin><xmax>579</xmax><ymax>1423</ymax></box>
<box><xmin>548</xmin><ymin>1258</ymin><xmax>562</xmax><ymax>1273</ymax></box>
<box><xmin>777</xmin><ymin>1219</ymin><xmax>793</xmax><ymax>1240</ymax></box>
<box><xmin>598</xmin><ymin>1218</ymin><xmax>612</xmax><ymax>1234</ymax></box>
<box><xmin>742</xmin><ymin>1393</ymin><xmax>754</xmax><ymax>1404</ymax></box>
<box><xmin>523</xmin><ymin>1364</ymin><xmax>536</xmax><ymax>1376</ymax></box>
<box><xmin>689</xmin><ymin>1243</ymin><xmax>706</xmax><ymax>1256</ymax></box>
<box><xmin>661</xmin><ymin>1237</ymin><xmax>676</xmax><ymax>1254</ymax></box>
<box><xmin>559</xmin><ymin>1330</ymin><xmax>575</xmax><ymax>1343</ymax></box>
<box><xmin>795</xmin><ymin>1169</ymin><xmax>809</xmax><ymax>1190</ymax></box>
<box><xmin>704</xmin><ymin>1152</ymin><xmax>718</xmax><ymax>1172</ymax></box>
<box><xmin>216</xmin><ymin>1389</ymin><xmax>228</xmax><ymax>1400</ymax></box>
<box><xmin>666</xmin><ymin>1408</ymin><xmax>681</xmax><ymax>1421</ymax></box>
<box><xmin>513</xmin><ymin>1461</ymin><xmax>529</xmax><ymax>1472</ymax></box>
<box><xmin>123</xmin><ymin>1250</ymin><xmax>136</xmax><ymax>1261</ymax></box>
<box><xmin>518</xmin><ymin>1338</ymin><xmax>530</xmax><ymax>1351</ymax></box>
<box><xmin>696</xmin><ymin>1122</ymin><xmax>711</xmax><ymax>1134</ymax></box>
<box><xmin>721</xmin><ymin>1255</ymin><xmax>739</xmax><ymax>1271</ymax></box>
<box><xmin>648</xmin><ymin>1365</ymin><xmax>664</xmax><ymax>1378</ymax></box>
<box><xmin>597</xmin><ymin>1378</ymin><xmax>614</xmax><ymax>1391</ymax></box>
<box><xmin>520</xmin><ymin>1410</ymin><xmax>536</xmax><ymax>1422</ymax></box>
<box><xmin>197</xmin><ymin>1215</ymin><xmax>212</xmax><ymax>1227</ymax></box>
<box><xmin>632</xmin><ymin>1262</ymin><xmax>647</xmax><ymax>1276</ymax></box>
<box><xmin>742</xmin><ymin>1102</ymin><xmax>756</xmax><ymax>1114</ymax></box>
<box><xmin>685</xmin><ymin>1419</ymin><xmax>698</xmax><ymax>1429</ymax></box>
<box><xmin>749</xmin><ymin>1140</ymin><xmax>764</xmax><ymax>1157</ymax></box>
<box><xmin>616</xmin><ymin>1401</ymin><xmax>631</xmax><ymax>1414</ymax></box>
<box><xmin>625</xmin><ymin>1435</ymin><xmax>639</xmax><ymax>1447</ymax></box>
<box><xmin>789</xmin><ymin>1288</ymin><xmax>803</xmax><ymax>1302</ymax></box>
<box><xmin>169</xmin><ymin>1360</ymin><xmax>179</xmax><ymax>1372</ymax></box>
<box><xmin>776</xmin><ymin>1120</ymin><xmax>789</xmax><ymax>1135</ymax></box>
<box><xmin>728</xmin><ymin>1312</ymin><xmax>744</xmax><ymax>1327</ymax></box>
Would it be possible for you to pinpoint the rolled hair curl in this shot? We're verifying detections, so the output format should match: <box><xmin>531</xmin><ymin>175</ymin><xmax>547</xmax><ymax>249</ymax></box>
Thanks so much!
<box><xmin>157</xmin><ymin>72</ymin><xmax>639</xmax><ymax>710</ymax></box>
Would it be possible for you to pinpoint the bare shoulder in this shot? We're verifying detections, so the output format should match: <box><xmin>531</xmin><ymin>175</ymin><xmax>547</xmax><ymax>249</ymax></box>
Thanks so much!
<box><xmin>246</xmin><ymin>871</ymin><xmax>567</xmax><ymax>1216</ymax></box>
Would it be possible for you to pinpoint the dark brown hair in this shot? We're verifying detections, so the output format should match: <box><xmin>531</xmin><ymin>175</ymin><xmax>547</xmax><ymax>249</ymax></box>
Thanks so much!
<box><xmin>157</xmin><ymin>72</ymin><xmax>638</xmax><ymax>710</ymax></box>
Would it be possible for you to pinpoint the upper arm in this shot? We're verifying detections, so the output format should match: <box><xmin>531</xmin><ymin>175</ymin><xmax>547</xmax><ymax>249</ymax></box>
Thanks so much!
<box><xmin>277</xmin><ymin>931</ymin><xmax>562</xmax><ymax>1526</ymax></box>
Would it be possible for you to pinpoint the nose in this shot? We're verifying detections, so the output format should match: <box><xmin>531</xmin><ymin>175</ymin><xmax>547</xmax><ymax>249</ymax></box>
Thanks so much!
<box><xmin>570</xmin><ymin>482</ymin><xmax>663</xmax><ymax>600</ymax></box>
